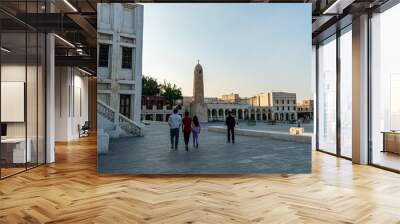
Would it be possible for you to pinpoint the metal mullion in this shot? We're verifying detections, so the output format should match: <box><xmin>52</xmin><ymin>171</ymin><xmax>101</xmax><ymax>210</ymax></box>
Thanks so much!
<box><xmin>36</xmin><ymin>0</ymin><xmax>39</xmax><ymax>168</ymax></box>
<box><xmin>25</xmin><ymin>0</ymin><xmax>28</xmax><ymax>171</ymax></box>
<box><xmin>44</xmin><ymin>0</ymin><xmax>48</xmax><ymax>164</ymax></box>
<box><xmin>316</xmin><ymin>44</ymin><xmax>320</xmax><ymax>151</ymax></box>
<box><xmin>336</xmin><ymin>29</ymin><xmax>341</xmax><ymax>157</ymax></box>
<box><xmin>367</xmin><ymin>11</ymin><xmax>373</xmax><ymax>165</ymax></box>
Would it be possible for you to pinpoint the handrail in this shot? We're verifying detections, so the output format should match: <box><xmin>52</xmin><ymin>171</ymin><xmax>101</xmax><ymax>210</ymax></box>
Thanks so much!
<box><xmin>97</xmin><ymin>100</ymin><xmax>143</xmax><ymax>136</ymax></box>
<box><xmin>97</xmin><ymin>100</ymin><xmax>115</xmax><ymax>112</ymax></box>
<box><xmin>97</xmin><ymin>100</ymin><xmax>115</xmax><ymax>122</ymax></box>
<box><xmin>118</xmin><ymin>113</ymin><xmax>144</xmax><ymax>136</ymax></box>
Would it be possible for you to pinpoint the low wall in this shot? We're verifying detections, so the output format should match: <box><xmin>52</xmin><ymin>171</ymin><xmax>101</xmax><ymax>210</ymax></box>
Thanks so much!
<box><xmin>207</xmin><ymin>126</ymin><xmax>312</xmax><ymax>144</ymax></box>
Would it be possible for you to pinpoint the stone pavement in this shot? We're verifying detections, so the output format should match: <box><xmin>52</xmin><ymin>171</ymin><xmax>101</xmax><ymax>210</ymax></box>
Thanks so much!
<box><xmin>98</xmin><ymin>123</ymin><xmax>311</xmax><ymax>174</ymax></box>
<box><xmin>221</xmin><ymin>121</ymin><xmax>314</xmax><ymax>133</ymax></box>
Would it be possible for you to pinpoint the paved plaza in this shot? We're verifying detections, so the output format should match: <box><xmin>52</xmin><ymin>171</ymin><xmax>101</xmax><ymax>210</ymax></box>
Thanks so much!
<box><xmin>98</xmin><ymin>123</ymin><xmax>312</xmax><ymax>174</ymax></box>
<box><xmin>210</xmin><ymin>121</ymin><xmax>314</xmax><ymax>133</ymax></box>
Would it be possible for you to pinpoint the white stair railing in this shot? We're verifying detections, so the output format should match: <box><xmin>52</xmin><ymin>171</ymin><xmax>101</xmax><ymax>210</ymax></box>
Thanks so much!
<box><xmin>97</xmin><ymin>100</ymin><xmax>144</xmax><ymax>137</ymax></box>
<box><xmin>97</xmin><ymin>100</ymin><xmax>115</xmax><ymax>123</ymax></box>
<box><xmin>119</xmin><ymin>113</ymin><xmax>144</xmax><ymax>136</ymax></box>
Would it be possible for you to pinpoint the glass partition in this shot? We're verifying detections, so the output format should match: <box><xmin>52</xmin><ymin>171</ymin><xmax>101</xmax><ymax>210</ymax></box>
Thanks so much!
<box><xmin>1</xmin><ymin>31</ymin><xmax>28</xmax><ymax>177</ymax></box>
<box><xmin>339</xmin><ymin>27</ymin><xmax>352</xmax><ymax>158</ymax></box>
<box><xmin>317</xmin><ymin>35</ymin><xmax>337</xmax><ymax>154</ymax></box>
<box><xmin>38</xmin><ymin>32</ymin><xmax>46</xmax><ymax>165</ymax></box>
<box><xmin>0</xmin><ymin>2</ymin><xmax>46</xmax><ymax>179</ymax></box>
<box><xmin>371</xmin><ymin>3</ymin><xmax>400</xmax><ymax>171</ymax></box>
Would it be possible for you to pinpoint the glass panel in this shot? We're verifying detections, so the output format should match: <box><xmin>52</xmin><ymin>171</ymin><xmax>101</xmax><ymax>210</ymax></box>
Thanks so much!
<box><xmin>371</xmin><ymin>4</ymin><xmax>400</xmax><ymax>171</ymax></box>
<box><xmin>27</xmin><ymin>31</ymin><xmax>38</xmax><ymax>169</ymax></box>
<box><xmin>0</xmin><ymin>0</ymin><xmax>46</xmax><ymax>178</ymax></box>
<box><xmin>1</xmin><ymin>31</ymin><xmax>27</xmax><ymax>177</ymax></box>
<box><xmin>318</xmin><ymin>35</ymin><xmax>337</xmax><ymax>154</ymax></box>
<box><xmin>340</xmin><ymin>28</ymin><xmax>352</xmax><ymax>158</ymax></box>
<box><xmin>38</xmin><ymin>32</ymin><xmax>45</xmax><ymax>165</ymax></box>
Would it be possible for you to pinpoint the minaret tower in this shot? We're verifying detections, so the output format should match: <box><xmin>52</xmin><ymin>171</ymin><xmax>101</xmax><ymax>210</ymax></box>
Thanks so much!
<box><xmin>190</xmin><ymin>60</ymin><xmax>208</xmax><ymax>122</ymax></box>
<box><xmin>193</xmin><ymin>60</ymin><xmax>205</xmax><ymax>104</ymax></box>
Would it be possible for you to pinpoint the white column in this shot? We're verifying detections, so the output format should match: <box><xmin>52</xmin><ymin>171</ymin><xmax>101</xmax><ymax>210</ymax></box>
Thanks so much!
<box><xmin>133</xmin><ymin>6</ymin><xmax>144</xmax><ymax>123</ymax></box>
<box><xmin>352</xmin><ymin>14</ymin><xmax>369</xmax><ymax>164</ymax></box>
<box><xmin>46</xmin><ymin>7</ymin><xmax>55</xmax><ymax>163</ymax></box>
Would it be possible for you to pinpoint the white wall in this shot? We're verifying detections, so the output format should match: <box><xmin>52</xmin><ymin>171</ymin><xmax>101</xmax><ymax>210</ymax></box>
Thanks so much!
<box><xmin>1</xmin><ymin>63</ymin><xmax>46</xmax><ymax>164</ymax></box>
<box><xmin>55</xmin><ymin>67</ymin><xmax>89</xmax><ymax>141</ymax></box>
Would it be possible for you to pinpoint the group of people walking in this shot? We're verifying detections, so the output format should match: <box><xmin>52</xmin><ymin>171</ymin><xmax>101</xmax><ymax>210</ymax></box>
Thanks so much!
<box><xmin>168</xmin><ymin>109</ymin><xmax>201</xmax><ymax>151</ymax></box>
<box><xmin>167</xmin><ymin>108</ymin><xmax>237</xmax><ymax>151</ymax></box>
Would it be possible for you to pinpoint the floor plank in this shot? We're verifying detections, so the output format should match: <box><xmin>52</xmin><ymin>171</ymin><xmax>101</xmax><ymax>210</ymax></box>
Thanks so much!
<box><xmin>1</xmin><ymin>135</ymin><xmax>400</xmax><ymax>223</ymax></box>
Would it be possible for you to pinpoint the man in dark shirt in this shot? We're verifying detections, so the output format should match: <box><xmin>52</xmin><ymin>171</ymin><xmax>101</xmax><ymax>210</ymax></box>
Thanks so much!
<box><xmin>225</xmin><ymin>111</ymin><xmax>236</xmax><ymax>144</ymax></box>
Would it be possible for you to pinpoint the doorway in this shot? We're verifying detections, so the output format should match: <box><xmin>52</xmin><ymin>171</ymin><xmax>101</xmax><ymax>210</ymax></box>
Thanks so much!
<box><xmin>120</xmin><ymin>95</ymin><xmax>131</xmax><ymax>118</ymax></box>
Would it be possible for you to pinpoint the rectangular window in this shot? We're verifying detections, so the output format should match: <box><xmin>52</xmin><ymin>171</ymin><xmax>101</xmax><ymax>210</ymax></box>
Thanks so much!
<box><xmin>287</xmin><ymin>100</ymin><xmax>290</xmax><ymax>104</ymax></box>
<box><xmin>120</xmin><ymin>94</ymin><xmax>131</xmax><ymax>118</ymax></box>
<box><xmin>282</xmin><ymin>100</ymin><xmax>284</xmax><ymax>104</ymax></box>
<box><xmin>371</xmin><ymin>5</ymin><xmax>400</xmax><ymax>171</ymax></box>
<box><xmin>288</xmin><ymin>106</ymin><xmax>290</xmax><ymax>111</ymax></box>
<box><xmin>122</xmin><ymin>47</ymin><xmax>133</xmax><ymax>69</ymax></box>
<box><xmin>276</xmin><ymin>100</ymin><xmax>279</xmax><ymax>104</ymax></box>
<box><xmin>282</xmin><ymin>106</ymin><xmax>284</xmax><ymax>111</ymax></box>
<box><xmin>293</xmin><ymin>100</ymin><xmax>296</xmax><ymax>104</ymax></box>
<box><xmin>317</xmin><ymin>35</ymin><xmax>337</xmax><ymax>155</ymax></box>
<box><xmin>98</xmin><ymin>44</ymin><xmax>109</xmax><ymax>67</ymax></box>
<box><xmin>340</xmin><ymin>28</ymin><xmax>352</xmax><ymax>158</ymax></box>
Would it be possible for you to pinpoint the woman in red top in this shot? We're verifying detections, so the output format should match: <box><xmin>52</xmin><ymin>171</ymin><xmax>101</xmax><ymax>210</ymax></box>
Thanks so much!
<box><xmin>182</xmin><ymin>111</ymin><xmax>192</xmax><ymax>151</ymax></box>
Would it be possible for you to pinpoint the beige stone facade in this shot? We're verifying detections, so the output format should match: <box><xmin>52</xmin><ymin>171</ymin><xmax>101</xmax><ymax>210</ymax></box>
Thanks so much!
<box><xmin>190</xmin><ymin>62</ymin><xmax>208</xmax><ymax>122</ymax></box>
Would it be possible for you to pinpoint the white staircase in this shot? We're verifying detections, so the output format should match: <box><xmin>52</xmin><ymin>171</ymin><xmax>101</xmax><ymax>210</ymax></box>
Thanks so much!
<box><xmin>97</xmin><ymin>100</ymin><xmax>144</xmax><ymax>138</ymax></box>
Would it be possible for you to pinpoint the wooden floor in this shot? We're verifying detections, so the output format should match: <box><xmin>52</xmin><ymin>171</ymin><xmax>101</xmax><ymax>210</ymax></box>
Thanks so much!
<box><xmin>1</xmin><ymin>135</ymin><xmax>400</xmax><ymax>223</ymax></box>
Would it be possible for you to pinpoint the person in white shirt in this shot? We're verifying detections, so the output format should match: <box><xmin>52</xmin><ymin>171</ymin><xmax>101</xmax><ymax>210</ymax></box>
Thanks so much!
<box><xmin>168</xmin><ymin>108</ymin><xmax>182</xmax><ymax>150</ymax></box>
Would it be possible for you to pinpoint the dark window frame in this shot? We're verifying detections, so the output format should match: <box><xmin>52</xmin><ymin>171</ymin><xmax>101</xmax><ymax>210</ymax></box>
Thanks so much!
<box><xmin>121</xmin><ymin>47</ymin><xmax>133</xmax><ymax>69</ymax></box>
<box><xmin>98</xmin><ymin>44</ymin><xmax>109</xmax><ymax>67</ymax></box>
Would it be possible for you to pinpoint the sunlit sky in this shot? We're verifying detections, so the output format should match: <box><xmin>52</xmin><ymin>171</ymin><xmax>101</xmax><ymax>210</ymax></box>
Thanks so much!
<box><xmin>142</xmin><ymin>4</ymin><xmax>312</xmax><ymax>100</ymax></box>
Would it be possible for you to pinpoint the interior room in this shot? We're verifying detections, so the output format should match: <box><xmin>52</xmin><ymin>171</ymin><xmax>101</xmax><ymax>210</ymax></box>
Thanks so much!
<box><xmin>54</xmin><ymin>66</ymin><xmax>92</xmax><ymax>141</ymax></box>
<box><xmin>0</xmin><ymin>10</ymin><xmax>46</xmax><ymax>178</ymax></box>
<box><xmin>0</xmin><ymin>0</ymin><xmax>97</xmax><ymax>179</ymax></box>
<box><xmin>0</xmin><ymin>0</ymin><xmax>400</xmax><ymax>223</ymax></box>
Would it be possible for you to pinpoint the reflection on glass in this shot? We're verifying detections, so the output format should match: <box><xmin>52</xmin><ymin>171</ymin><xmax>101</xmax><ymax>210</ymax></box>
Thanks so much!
<box><xmin>318</xmin><ymin>36</ymin><xmax>337</xmax><ymax>154</ymax></box>
<box><xmin>0</xmin><ymin>1</ymin><xmax>47</xmax><ymax>179</ymax></box>
<box><xmin>371</xmin><ymin>3</ymin><xmax>400</xmax><ymax>171</ymax></box>
<box><xmin>1</xmin><ymin>32</ymin><xmax>27</xmax><ymax>177</ymax></box>
<box><xmin>340</xmin><ymin>29</ymin><xmax>352</xmax><ymax>158</ymax></box>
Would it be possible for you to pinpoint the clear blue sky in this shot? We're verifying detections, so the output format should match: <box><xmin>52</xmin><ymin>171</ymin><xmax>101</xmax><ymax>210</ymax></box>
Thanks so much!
<box><xmin>142</xmin><ymin>3</ymin><xmax>312</xmax><ymax>100</ymax></box>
